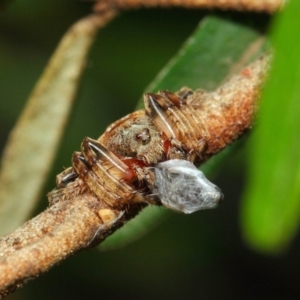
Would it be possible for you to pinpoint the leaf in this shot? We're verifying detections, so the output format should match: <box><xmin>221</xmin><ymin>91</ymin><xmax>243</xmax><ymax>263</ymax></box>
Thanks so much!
<box><xmin>100</xmin><ymin>13</ymin><xmax>265</xmax><ymax>250</ymax></box>
<box><xmin>0</xmin><ymin>13</ymin><xmax>115</xmax><ymax>236</ymax></box>
<box><xmin>241</xmin><ymin>0</ymin><xmax>300</xmax><ymax>254</ymax></box>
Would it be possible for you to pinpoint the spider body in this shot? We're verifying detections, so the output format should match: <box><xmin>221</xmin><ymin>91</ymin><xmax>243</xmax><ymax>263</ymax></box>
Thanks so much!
<box><xmin>48</xmin><ymin>89</ymin><xmax>212</xmax><ymax>211</ymax></box>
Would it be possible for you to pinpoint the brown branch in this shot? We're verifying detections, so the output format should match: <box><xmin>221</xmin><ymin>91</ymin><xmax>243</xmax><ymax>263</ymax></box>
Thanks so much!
<box><xmin>190</xmin><ymin>55</ymin><xmax>270</xmax><ymax>158</ymax></box>
<box><xmin>0</xmin><ymin>189</ymin><xmax>144</xmax><ymax>297</ymax></box>
<box><xmin>94</xmin><ymin>0</ymin><xmax>284</xmax><ymax>13</ymax></box>
<box><xmin>0</xmin><ymin>54</ymin><xmax>269</xmax><ymax>297</ymax></box>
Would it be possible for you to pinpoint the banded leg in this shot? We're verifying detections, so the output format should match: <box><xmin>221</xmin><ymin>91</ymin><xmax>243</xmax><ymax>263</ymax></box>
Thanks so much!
<box><xmin>72</xmin><ymin>138</ymin><xmax>145</xmax><ymax>208</ymax></box>
<box><xmin>56</xmin><ymin>167</ymin><xmax>78</xmax><ymax>188</ymax></box>
<box><xmin>49</xmin><ymin>166</ymin><xmax>86</xmax><ymax>205</ymax></box>
<box><xmin>144</xmin><ymin>91</ymin><xmax>208</xmax><ymax>160</ymax></box>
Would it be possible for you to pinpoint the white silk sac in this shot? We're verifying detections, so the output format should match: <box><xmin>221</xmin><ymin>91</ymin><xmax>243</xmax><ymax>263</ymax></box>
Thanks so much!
<box><xmin>153</xmin><ymin>159</ymin><xmax>223</xmax><ymax>214</ymax></box>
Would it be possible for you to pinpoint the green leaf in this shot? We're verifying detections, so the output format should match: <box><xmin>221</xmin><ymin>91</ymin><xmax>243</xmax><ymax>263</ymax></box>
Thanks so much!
<box><xmin>100</xmin><ymin>13</ymin><xmax>265</xmax><ymax>250</ymax></box>
<box><xmin>241</xmin><ymin>0</ymin><xmax>300</xmax><ymax>254</ymax></box>
<box><xmin>136</xmin><ymin>14</ymin><xmax>265</xmax><ymax>108</ymax></box>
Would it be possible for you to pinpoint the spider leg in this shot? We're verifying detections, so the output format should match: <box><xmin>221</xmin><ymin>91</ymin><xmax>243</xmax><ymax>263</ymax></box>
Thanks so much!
<box><xmin>160</xmin><ymin>91</ymin><xmax>208</xmax><ymax>140</ymax></box>
<box><xmin>160</xmin><ymin>91</ymin><xmax>208</xmax><ymax>159</ymax></box>
<box><xmin>72</xmin><ymin>149</ymin><xmax>125</xmax><ymax>207</ymax></box>
<box><xmin>56</xmin><ymin>167</ymin><xmax>78</xmax><ymax>188</ymax></box>
<box><xmin>72</xmin><ymin>138</ymin><xmax>145</xmax><ymax>208</ymax></box>
<box><xmin>144</xmin><ymin>91</ymin><xmax>208</xmax><ymax>160</ymax></box>
<box><xmin>81</xmin><ymin>137</ymin><xmax>135</xmax><ymax>181</ymax></box>
<box><xmin>176</xmin><ymin>87</ymin><xmax>194</xmax><ymax>100</ymax></box>
<box><xmin>144</xmin><ymin>93</ymin><xmax>178</xmax><ymax>140</ymax></box>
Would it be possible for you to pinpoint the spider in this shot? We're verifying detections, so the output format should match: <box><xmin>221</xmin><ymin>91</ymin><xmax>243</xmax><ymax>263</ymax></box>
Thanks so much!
<box><xmin>48</xmin><ymin>88</ymin><xmax>217</xmax><ymax>211</ymax></box>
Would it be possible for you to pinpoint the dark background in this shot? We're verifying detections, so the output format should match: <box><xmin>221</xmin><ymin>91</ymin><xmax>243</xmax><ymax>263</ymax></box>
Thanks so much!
<box><xmin>1</xmin><ymin>1</ymin><xmax>300</xmax><ymax>299</ymax></box>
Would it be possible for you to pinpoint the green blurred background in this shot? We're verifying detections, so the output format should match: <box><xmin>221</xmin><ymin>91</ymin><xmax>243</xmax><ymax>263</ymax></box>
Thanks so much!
<box><xmin>1</xmin><ymin>1</ymin><xmax>300</xmax><ymax>299</ymax></box>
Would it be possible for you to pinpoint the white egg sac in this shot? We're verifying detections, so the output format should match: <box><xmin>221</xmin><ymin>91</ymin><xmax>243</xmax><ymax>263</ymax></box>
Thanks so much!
<box><xmin>153</xmin><ymin>159</ymin><xmax>223</xmax><ymax>214</ymax></box>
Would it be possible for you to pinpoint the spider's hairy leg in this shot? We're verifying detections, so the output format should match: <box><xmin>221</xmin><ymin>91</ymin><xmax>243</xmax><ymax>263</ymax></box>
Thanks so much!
<box><xmin>82</xmin><ymin>137</ymin><xmax>135</xmax><ymax>181</ymax></box>
<box><xmin>144</xmin><ymin>93</ymin><xmax>178</xmax><ymax>140</ymax></box>
<box><xmin>176</xmin><ymin>87</ymin><xmax>194</xmax><ymax>100</ymax></box>
<box><xmin>160</xmin><ymin>91</ymin><xmax>208</xmax><ymax>139</ymax></box>
<box><xmin>160</xmin><ymin>91</ymin><xmax>208</xmax><ymax>158</ymax></box>
<box><xmin>48</xmin><ymin>161</ymin><xmax>88</xmax><ymax>205</ymax></box>
<box><xmin>72</xmin><ymin>150</ymin><xmax>123</xmax><ymax>207</ymax></box>
<box><xmin>72</xmin><ymin>138</ymin><xmax>146</xmax><ymax>208</ymax></box>
<box><xmin>144</xmin><ymin>91</ymin><xmax>208</xmax><ymax>161</ymax></box>
<box><xmin>56</xmin><ymin>167</ymin><xmax>78</xmax><ymax>188</ymax></box>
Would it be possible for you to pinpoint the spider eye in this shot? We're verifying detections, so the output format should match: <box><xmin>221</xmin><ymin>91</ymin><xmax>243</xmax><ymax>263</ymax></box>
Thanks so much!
<box><xmin>135</xmin><ymin>128</ymin><xmax>151</xmax><ymax>145</ymax></box>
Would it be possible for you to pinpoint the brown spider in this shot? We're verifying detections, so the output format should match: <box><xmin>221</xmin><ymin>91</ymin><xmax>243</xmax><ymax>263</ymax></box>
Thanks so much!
<box><xmin>48</xmin><ymin>88</ymin><xmax>210</xmax><ymax>209</ymax></box>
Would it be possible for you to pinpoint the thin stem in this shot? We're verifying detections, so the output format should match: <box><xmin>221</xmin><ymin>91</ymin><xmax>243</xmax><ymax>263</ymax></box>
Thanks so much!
<box><xmin>94</xmin><ymin>0</ymin><xmax>284</xmax><ymax>13</ymax></box>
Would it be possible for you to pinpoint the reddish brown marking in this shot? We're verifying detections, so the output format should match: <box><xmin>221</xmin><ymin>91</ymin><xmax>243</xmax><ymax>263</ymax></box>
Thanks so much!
<box><xmin>242</xmin><ymin>68</ymin><xmax>251</xmax><ymax>77</ymax></box>
<box><xmin>122</xmin><ymin>158</ymin><xmax>146</xmax><ymax>169</ymax></box>
<box><xmin>160</xmin><ymin>132</ymin><xmax>171</xmax><ymax>154</ymax></box>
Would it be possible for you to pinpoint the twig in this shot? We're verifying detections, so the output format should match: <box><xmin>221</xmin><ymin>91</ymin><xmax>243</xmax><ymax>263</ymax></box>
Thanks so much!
<box><xmin>94</xmin><ymin>0</ymin><xmax>284</xmax><ymax>13</ymax></box>
<box><xmin>0</xmin><ymin>190</ymin><xmax>145</xmax><ymax>297</ymax></box>
<box><xmin>190</xmin><ymin>55</ymin><xmax>270</xmax><ymax>158</ymax></box>
<box><xmin>0</xmin><ymin>54</ymin><xmax>269</xmax><ymax>297</ymax></box>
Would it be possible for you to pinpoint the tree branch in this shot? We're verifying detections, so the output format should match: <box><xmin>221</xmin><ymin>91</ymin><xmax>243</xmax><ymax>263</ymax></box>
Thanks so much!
<box><xmin>94</xmin><ymin>0</ymin><xmax>284</xmax><ymax>13</ymax></box>
<box><xmin>191</xmin><ymin>55</ymin><xmax>270</xmax><ymax>158</ymax></box>
<box><xmin>0</xmin><ymin>189</ymin><xmax>145</xmax><ymax>297</ymax></box>
<box><xmin>0</xmin><ymin>54</ymin><xmax>269</xmax><ymax>297</ymax></box>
